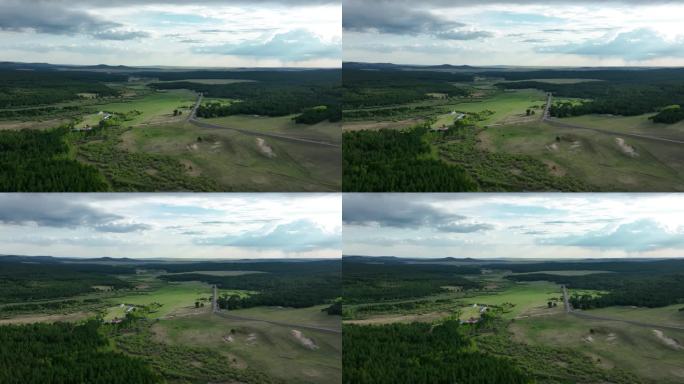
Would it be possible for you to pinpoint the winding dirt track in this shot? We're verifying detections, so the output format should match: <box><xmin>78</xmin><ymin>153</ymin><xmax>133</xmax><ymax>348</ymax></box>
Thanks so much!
<box><xmin>214</xmin><ymin>310</ymin><xmax>342</xmax><ymax>335</ymax></box>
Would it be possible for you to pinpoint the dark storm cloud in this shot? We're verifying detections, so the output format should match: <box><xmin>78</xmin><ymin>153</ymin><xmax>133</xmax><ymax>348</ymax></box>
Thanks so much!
<box><xmin>0</xmin><ymin>195</ymin><xmax>149</xmax><ymax>233</ymax></box>
<box><xmin>343</xmin><ymin>0</ymin><xmax>491</xmax><ymax>40</ymax></box>
<box><xmin>0</xmin><ymin>1</ymin><xmax>149</xmax><ymax>40</ymax></box>
<box><xmin>343</xmin><ymin>195</ymin><xmax>493</xmax><ymax>233</ymax></box>
<box><xmin>0</xmin><ymin>1</ymin><xmax>119</xmax><ymax>35</ymax></box>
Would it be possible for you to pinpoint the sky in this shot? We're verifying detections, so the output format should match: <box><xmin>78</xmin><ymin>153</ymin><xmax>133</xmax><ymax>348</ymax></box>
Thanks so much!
<box><xmin>0</xmin><ymin>193</ymin><xmax>341</xmax><ymax>259</ymax></box>
<box><xmin>343</xmin><ymin>193</ymin><xmax>684</xmax><ymax>259</ymax></box>
<box><xmin>343</xmin><ymin>0</ymin><xmax>684</xmax><ymax>66</ymax></box>
<box><xmin>0</xmin><ymin>0</ymin><xmax>341</xmax><ymax>67</ymax></box>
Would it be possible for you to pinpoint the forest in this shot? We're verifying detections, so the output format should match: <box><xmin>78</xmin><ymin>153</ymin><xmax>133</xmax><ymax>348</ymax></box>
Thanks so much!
<box><xmin>343</xmin><ymin>320</ymin><xmax>530</xmax><ymax>384</ymax></box>
<box><xmin>650</xmin><ymin>104</ymin><xmax>684</xmax><ymax>123</ymax></box>
<box><xmin>0</xmin><ymin>321</ymin><xmax>161</xmax><ymax>384</ymax></box>
<box><xmin>0</xmin><ymin>258</ymin><xmax>133</xmax><ymax>303</ymax></box>
<box><xmin>0</xmin><ymin>127</ymin><xmax>110</xmax><ymax>192</ymax></box>
<box><xmin>343</xmin><ymin>68</ymin><xmax>472</xmax><ymax>108</ymax></box>
<box><xmin>159</xmin><ymin>260</ymin><xmax>341</xmax><ymax>308</ymax></box>
<box><xmin>343</xmin><ymin>261</ymin><xmax>481</xmax><ymax>304</ymax></box>
<box><xmin>153</xmin><ymin>69</ymin><xmax>341</xmax><ymax>119</ymax></box>
<box><xmin>499</xmin><ymin>72</ymin><xmax>684</xmax><ymax>121</ymax></box>
<box><xmin>510</xmin><ymin>272</ymin><xmax>684</xmax><ymax>309</ymax></box>
<box><xmin>0</xmin><ymin>69</ymin><xmax>123</xmax><ymax>108</ymax></box>
<box><xmin>342</xmin><ymin>126</ymin><xmax>478</xmax><ymax>192</ymax></box>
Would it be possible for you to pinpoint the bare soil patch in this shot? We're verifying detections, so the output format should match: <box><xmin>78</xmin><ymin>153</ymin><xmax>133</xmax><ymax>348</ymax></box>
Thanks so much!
<box><xmin>615</xmin><ymin>137</ymin><xmax>638</xmax><ymax>157</ymax></box>
<box><xmin>653</xmin><ymin>329</ymin><xmax>684</xmax><ymax>350</ymax></box>
<box><xmin>291</xmin><ymin>329</ymin><xmax>319</xmax><ymax>350</ymax></box>
<box><xmin>0</xmin><ymin>312</ymin><xmax>91</xmax><ymax>325</ymax></box>
<box><xmin>256</xmin><ymin>138</ymin><xmax>276</xmax><ymax>158</ymax></box>
<box><xmin>343</xmin><ymin>118</ymin><xmax>424</xmax><ymax>132</ymax></box>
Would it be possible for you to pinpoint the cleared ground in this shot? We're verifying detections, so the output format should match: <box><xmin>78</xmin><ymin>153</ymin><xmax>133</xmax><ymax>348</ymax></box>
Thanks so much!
<box><xmin>479</xmin><ymin>121</ymin><xmax>684</xmax><ymax>191</ymax></box>
<box><xmin>152</xmin><ymin>310</ymin><xmax>342</xmax><ymax>384</ymax></box>
<box><xmin>511</xmin><ymin>313</ymin><xmax>684</xmax><ymax>383</ymax></box>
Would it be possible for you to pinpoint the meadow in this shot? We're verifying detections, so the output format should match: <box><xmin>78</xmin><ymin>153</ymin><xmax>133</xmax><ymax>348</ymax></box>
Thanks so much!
<box><xmin>342</xmin><ymin>256</ymin><xmax>684</xmax><ymax>384</ymax></box>
<box><xmin>0</xmin><ymin>256</ymin><xmax>342</xmax><ymax>384</ymax></box>
<box><xmin>342</xmin><ymin>64</ymin><xmax>684</xmax><ymax>191</ymax></box>
<box><xmin>0</xmin><ymin>63</ymin><xmax>341</xmax><ymax>192</ymax></box>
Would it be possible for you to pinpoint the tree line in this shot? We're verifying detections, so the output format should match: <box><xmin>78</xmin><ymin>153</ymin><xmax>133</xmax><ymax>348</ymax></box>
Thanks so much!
<box><xmin>343</xmin><ymin>68</ymin><xmax>472</xmax><ymax>109</ymax></box>
<box><xmin>154</xmin><ymin>80</ymin><xmax>340</xmax><ymax>119</ymax></box>
<box><xmin>0</xmin><ymin>259</ymin><xmax>134</xmax><ymax>303</ymax></box>
<box><xmin>501</xmin><ymin>79</ymin><xmax>684</xmax><ymax>122</ymax></box>
<box><xmin>0</xmin><ymin>69</ymin><xmax>122</xmax><ymax>108</ymax></box>
<box><xmin>343</xmin><ymin>261</ymin><xmax>481</xmax><ymax>304</ymax></box>
<box><xmin>159</xmin><ymin>260</ymin><xmax>341</xmax><ymax>309</ymax></box>
<box><xmin>510</xmin><ymin>273</ymin><xmax>684</xmax><ymax>308</ymax></box>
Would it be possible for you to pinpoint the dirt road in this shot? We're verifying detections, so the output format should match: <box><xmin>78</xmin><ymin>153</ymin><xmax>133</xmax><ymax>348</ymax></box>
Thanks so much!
<box><xmin>214</xmin><ymin>310</ymin><xmax>342</xmax><ymax>335</ymax></box>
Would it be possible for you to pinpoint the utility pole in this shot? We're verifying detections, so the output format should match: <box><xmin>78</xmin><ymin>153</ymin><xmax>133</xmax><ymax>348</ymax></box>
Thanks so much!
<box><xmin>212</xmin><ymin>284</ymin><xmax>218</xmax><ymax>312</ymax></box>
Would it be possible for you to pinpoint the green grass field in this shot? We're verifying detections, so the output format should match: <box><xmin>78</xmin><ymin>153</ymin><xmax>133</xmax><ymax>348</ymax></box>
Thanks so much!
<box><xmin>104</xmin><ymin>281</ymin><xmax>213</xmax><ymax>319</ymax></box>
<box><xmin>87</xmin><ymin>89</ymin><xmax>196</xmax><ymax>126</ymax></box>
<box><xmin>155</xmin><ymin>79</ymin><xmax>255</xmax><ymax>85</ymax></box>
<box><xmin>513</xmin><ymin>270</ymin><xmax>614</xmax><ymax>276</ymax></box>
<box><xmin>462</xmin><ymin>281</ymin><xmax>561</xmax><ymax>318</ymax></box>
<box><xmin>448</xmin><ymin>89</ymin><xmax>547</xmax><ymax>125</ymax></box>
<box><xmin>165</xmin><ymin>270</ymin><xmax>265</xmax><ymax>277</ymax></box>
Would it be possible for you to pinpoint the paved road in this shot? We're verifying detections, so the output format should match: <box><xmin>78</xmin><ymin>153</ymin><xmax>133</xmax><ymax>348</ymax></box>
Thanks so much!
<box><xmin>561</xmin><ymin>285</ymin><xmax>684</xmax><ymax>331</ymax></box>
<box><xmin>542</xmin><ymin>93</ymin><xmax>684</xmax><ymax>145</ymax></box>
<box><xmin>214</xmin><ymin>310</ymin><xmax>342</xmax><ymax>335</ymax></box>
<box><xmin>562</xmin><ymin>285</ymin><xmax>571</xmax><ymax>313</ymax></box>
<box><xmin>188</xmin><ymin>93</ymin><xmax>340</xmax><ymax>148</ymax></box>
<box><xmin>542</xmin><ymin>92</ymin><xmax>552</xmax><ymax>121</ymax></box>
<box><xmin>188</xmin><ymin>92</ymin><xmax>203</xmax><ymax>121</ymax></box>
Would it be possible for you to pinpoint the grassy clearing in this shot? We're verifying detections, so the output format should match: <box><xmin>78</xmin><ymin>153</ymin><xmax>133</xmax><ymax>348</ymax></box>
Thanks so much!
<box><xmin>125</xmin><ymin>121</ymin><xmax>341</xmax><ymax>191</ymax></box>
<box><xmin>155</xmin><ymin>79</ymin><xmax>255</xmax><ymax>85</ymax></box>
<box><xmin>153</xmin><ymin>312</ymin><xmax>341</xmax><ymax>384</ymax></box>
<box><xmin>513</xmin><ymin>270</ymin><xmax>614</xmax><ymax>276</ymax></box>
<box><xmin>104</xmin><ymin>281</ymin><xmax>213</xmax><ymax>319</ymax></box>
<box><xmin>203</xmin><ymin>114</ymin><xmax>340</xmax><ymax>144</ymax></box>
<box><xmin>448</xmin><ymin>89</ymin><xmax>547</xmax><ymax>125</ymax></box>
<box><xmin>508</xmin><ymin>78</ymin><xmax>603</xmax><ymax>84</ymax></box>
<box><xmin>229</xmin><ymin>305</ymin><xmax>341</xmax><ymax>330</ymax></box>
<box><xmin>166</xmin><ymin>270</ymin><xmax>265</xmax><ymax>277</ymax></box>
<box><xmin>0</xmin><ymin>312</ymin><xmax>92</xmax><ymax>325</ymax></box>
<box><xmin>585</xmin><ymin>305</ymin><xmax>684</xmax><ymax>327</ymax></box>
<box><xmin>462</xmin><ymin>281</ymin><xmax>561</xmax><ymax>318</ymax></box>
<box><xmin>562</xmin><ymin>113</ymin><xmax>684</xmax><ymax>142</ymax></box>
<box><xmin>480</xmin><ymin>121</ymin><xmax>684</xmax><ymax>191</ymax></box>
<box><xmin>88</xmin><ymin>89</ymin><xmax>196</xmax><ymax>126</ymax></box>
<box><xmin>511</xmin><ymin>313</ymin><xmax>684</xmax><ymax>383</ymax></box>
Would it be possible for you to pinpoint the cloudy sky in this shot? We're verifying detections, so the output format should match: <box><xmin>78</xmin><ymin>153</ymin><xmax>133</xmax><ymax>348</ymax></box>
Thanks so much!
<box><xmin>0</xmin><ymin>0</ymin><xmax>340</xmax><ymax>67</ymax></box>
<box><xmin>344</xmin><ymin>0</ymin><xmax>684</xmax><ymax>66</ymax></box>
<box><xmin>344</xmin><ymin>194</ymin><xmax>684</xmax><ymax>259</ymax></box>
<box><xmin>0</xmin><ymin>194</ymin><xmax>341</xmax><ymax>259</ymax></box>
